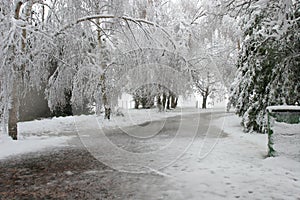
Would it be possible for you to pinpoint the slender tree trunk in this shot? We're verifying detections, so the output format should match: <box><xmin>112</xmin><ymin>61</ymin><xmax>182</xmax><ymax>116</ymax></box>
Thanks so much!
<box><xmin>166</xmin><ymin>95</ymin><xmax>170</xmax><ymax>109</ymax></box>
<box><xmin>8</xmin><ymin>3</ymin><xmax>22</xmax><ymax>139</ymax></box>
<box><xmin>134</xmin><ymin>96</ymin><xmax>139</xmax><ymax>109</ymax></box>
<box><xmin>8</xmin><ymin>75</ymin><xmax>19</xmax><ymax>140</ymax></box>
<box><xmin>101</xmin><ymin>76</ymin><xmax>110</xmax><ymax>120</ymax></box>
<box><xmin>157</xmin><ymin>95</ymin><xmax>161</xmax><ymax>105</ymax></box>
<box><xmin>100</xmin><ymin>73</ymin><xmax>110</xmax><ymax>119</ymax></box>
<box><xmin>202</xmin><ymin>95</ymin><xmax>207</xmax><ymax>109</ymax></box>
<box><xmin>162</xmin><ymin>93</ymin><xmax>167</xmax><ymax>110</ymax></box>
<box><xmin>171</xmin><ymin>95</ymin><xmax>178</xmax><ymax>109</ymax></box>
<box><xmin>8</xmin><ymin>1</ymin><xmax>32</xmax><ymax>140</ymax></box>
<box><xmin>237</xmin><ymin>39</ymin><xmax>241</xmax><ymax>51</ymax></box>
<box><xmin>157</xmin><ymin>94</ymin><xmax>163</xmax><ymax>112</ymax></box>
<box><xmin>97</xmin><ymin>18</ymin><xmax>110</xmax><ymax>119</ymax></box>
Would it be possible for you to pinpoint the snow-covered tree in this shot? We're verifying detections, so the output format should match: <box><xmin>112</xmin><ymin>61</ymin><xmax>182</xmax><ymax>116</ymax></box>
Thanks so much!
<box><xmin>0</xmin><ymin>0</ymin><xmax>52</xmax><ymax>139</ymax></box>
<box><xmin>229</xmin><ymin>0</ymin><xmax>300</xmax><ymax>132</ymax></box>
<box><xmin>168</xmin><ymin>0</ymin><xmax>238</xmax><ymax>93</ymax></box>
<box><xmin>0</xmin><ymin>0</ymin><xmax>182</xmax><ymax>139</ymax></box>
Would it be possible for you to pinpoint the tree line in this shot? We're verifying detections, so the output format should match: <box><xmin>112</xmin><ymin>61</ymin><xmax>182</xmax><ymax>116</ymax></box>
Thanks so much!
<box><xmin>2</xmin><ymin>0</ymin><xmax>296</xmax><ymax>140</ymax></box>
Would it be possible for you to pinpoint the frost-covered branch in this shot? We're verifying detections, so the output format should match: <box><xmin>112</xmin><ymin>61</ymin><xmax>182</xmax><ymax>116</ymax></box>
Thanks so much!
<box><xmin>54</xmin><ymin>14</ymin><xmax>176</xmax><ymax>49</ymax></box>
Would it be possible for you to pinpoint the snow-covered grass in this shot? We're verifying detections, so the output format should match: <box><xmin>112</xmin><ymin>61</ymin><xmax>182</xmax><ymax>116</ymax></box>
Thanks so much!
<box><xmin>18</xmin><ymin>115</ymin><xmax>76</xmax><ymax>137</ymax></box>
<box><xmin>17</xmin><ymin>107</ymin><xmax>202</xmax><ymax>136</ymax></box>
<box><xmin>161</xmin><ymin>113</ymin><xmax>300</xmax><ymax>200</ymax></box>
<box><xmin>0</xmin><ymin>135</ymin><xmax>71</xmax><ymax>160</ymax></box>
<box><xmin>0</xmin><ymin>107</ymin><xmax>299</xmax><ymax>199</ymax></box>
<box><xmin>0</xmin><ymin>107</ymin><xmax>208</xmax><ymax>160</ymax></box>
<box><xmin>97</xmin><ymin>107</ymin><xmax>206</xmax><ymax>129</ymax></box>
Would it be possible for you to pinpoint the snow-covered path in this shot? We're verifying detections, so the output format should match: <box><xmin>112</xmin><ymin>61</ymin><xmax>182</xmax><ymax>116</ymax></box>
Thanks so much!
<box><xmin>0</xmin><ymin>109</ymin><xmax>299</xmax><ymax>199</ymax></box>
<box><xmin>161</xmin><ymin>113</ymin><xmax>300</xmax><ymax>200</ymax></box>
<box><xmin>74</xmin><ymin>111</ymin><xmax>300</xmax><ymax>199</ymax></box>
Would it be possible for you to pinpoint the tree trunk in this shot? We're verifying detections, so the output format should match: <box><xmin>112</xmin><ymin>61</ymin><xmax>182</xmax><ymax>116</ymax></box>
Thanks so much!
<box><xmin>134</xmin><ymin>96</ymin><xmax>139</xmax><ymax>109</ymax></box>
<box><xmin>97</xmin><ymin>17</ymin><xmax>111</xmax><ymax>120</ymax></box>
<box><xmin>8</xmin><ymin>1</ymin><xmax>32</xmax><ymax>140</ymax></box>
<box><xmin>166</xmin><ymin>95</ymin><xmax>170</xmax><ymax>109</ymax></box>
<box><xmin>104</xmin><ymin>107</ymin><xmax>111</xmax><ymax>120</ymax></box>
<box><xmin>157</xmin><ymin>95</ymin><xmax>163</xmax><ymax>112</ymax></box>
<box><xmin>103</xmin><ymin>95</ymin><xmax>110</xmax><ymax>120</ymax></box>
<box><xmin>162</xmin><ymin>93</ymin><xmax>167</xmax><ymax>110</ymax></box>
<box><xmin>171</xmin><ymin>95</ymin><xmax>178</xmax><ymax>109</ymax></box>
<box><xmin>157</xmin><ymin>95</ymin><xmax>161</xmax><ymax>105</ymax></box>
<box><xmin>202</xmin><ymin>95</ymin><xmax>207</xmax><ymax>109</ymax></box>
<box><xmin>100</xmin><ymin>73</ymin><xmax>110</xmax><ymax>120</ymax></box>
<box><xmin>8</xmin><ymin>75</ymin><xmax>19</xmax><ymax>140</ymax></box>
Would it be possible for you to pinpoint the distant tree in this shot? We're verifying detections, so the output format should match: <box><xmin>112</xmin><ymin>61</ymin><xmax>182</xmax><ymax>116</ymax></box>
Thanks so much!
<box><xmin>192</xmin><ymin>69</ymin><xmax>221</xmax><ymax>109</ymax></box>
<box><xmin>132</xmin><ymin>83</ymin><xmax>178</xmax><ymax>110</ymax></box>
<box><xmin>132</xmin><ymin>85</ymin><xmax>155</xmax><ymax>109</ymax></box>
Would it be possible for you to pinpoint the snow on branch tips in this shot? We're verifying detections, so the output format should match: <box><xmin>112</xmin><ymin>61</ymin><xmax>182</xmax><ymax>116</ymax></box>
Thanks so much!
<box><xmin>54</xmin><ymin>14</ymin><xmax>176</xmax><ymax>49</ymax></box>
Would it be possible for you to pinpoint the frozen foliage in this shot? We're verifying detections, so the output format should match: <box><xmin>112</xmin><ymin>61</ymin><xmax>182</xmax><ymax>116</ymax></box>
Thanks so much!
<box><xmin>0</xmin><ymin>0</ymin><xmax>52</xmax><ymax>136</ymax></box>
<box><xmin>1</xmin><ymin>0</ymin><xmax>241</xmax><ymax>138</ymax></box>
<box><xmin>170</xmin><ymin>0</ymin><xmax>238</xmax><ymax>89</ymax></box>
<box><xmin>0</xmin><ymin>0</ymin><xmax>184</xmax><ymax>136</ymax></box>
<box><xmin>229</xmin><ymin>0</ymin><xmax>300</xmax><ymax>132</ymax></box>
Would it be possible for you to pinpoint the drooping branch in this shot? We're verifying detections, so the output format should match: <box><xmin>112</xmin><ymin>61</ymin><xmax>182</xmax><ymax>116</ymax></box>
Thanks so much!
<box><xmin>190</xmin><ymin>7</ymin><xmax>206</xmax><ymax>25</ymax></box>
<box><xmin>54</xmin><ymin>14</ymin><xmax>176</xmax><ymax>49</ymax></box>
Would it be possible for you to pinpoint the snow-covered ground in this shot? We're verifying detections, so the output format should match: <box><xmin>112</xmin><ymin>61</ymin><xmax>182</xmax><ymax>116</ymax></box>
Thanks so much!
<box><xmin>0</xmin><ymin>107</ymin><xmax>203</xmax><ymax>159</ymax></box>
<box><xmin>0</xmin><ymin>105</ymin><xmax>299</xmax><ymax>199</ymax></box>
<box><xmin>161</xmin><ymin>114</ymin><xmax>300</xmax><ymax>200</ymax></box>
<box><xmin>0</xmin><ymin>135</ymin><xmax>71</xmax><ymax>160</ymax></box>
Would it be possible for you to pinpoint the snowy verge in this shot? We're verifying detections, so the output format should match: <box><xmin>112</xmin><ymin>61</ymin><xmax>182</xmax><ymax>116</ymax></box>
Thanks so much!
<box><xmin>161</xmin><ymin>113</ymin><xmax>300</xmax><ymax>200</ymax></box>
<box><xmin>96</xmin><ymin>107</ymin><xmax>217</xmax><ymax>129</ymax></box>
<box><xmin>18</xmin><ymin>107</ymin><xmax>222</xmax><ymax>135</ymax></box>
<box><xmin>0</xmin><ymin>135</ymin><xmax>71</xmax><ymax>160</ymax></box>
<box><xmin>215</xmin><ymin>114</ymin><xmax>300</xmax><ymax>171</ymax></box>
<box><xmin>213</xmin><ymin>113</ymin><xmax>268</xmax><ymax>154</ymax></box>
<box><xmin>0</xmin><ymin>107</ymin><xmax>220</xmax><ymax>160</ymax></box>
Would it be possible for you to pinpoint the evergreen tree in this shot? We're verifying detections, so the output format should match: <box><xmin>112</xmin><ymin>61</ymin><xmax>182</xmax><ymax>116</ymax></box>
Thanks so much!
<box><xmin>229</xmin><ymin>0</ymin><xmax>300</xmax><ymax>133</ymax></box>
